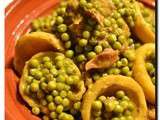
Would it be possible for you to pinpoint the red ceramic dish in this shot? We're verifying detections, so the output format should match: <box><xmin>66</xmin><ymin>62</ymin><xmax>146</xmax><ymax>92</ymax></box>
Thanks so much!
<box><xmin>5</xmin><ymin>0</ymin><xmax>60</xmax><ymax>120</ymax></box>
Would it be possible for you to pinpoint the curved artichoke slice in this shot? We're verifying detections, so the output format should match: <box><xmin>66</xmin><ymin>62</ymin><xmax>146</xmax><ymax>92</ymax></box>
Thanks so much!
<box><xmin>14</xmin><ymin>32</ymin><xmax>64</xmax><ymax>75</ymax></box>
<box><xmin>131</xmin><ymin>2</ymin><xmax>155</xmax><ymax>43</ymax></box>
<box><xmin>19</xmin><ymin>52</ymin><xmax>86</xmax><ymax>113</ymax></box>
<box><xmin>81</xmin><ymin>75</ymin><xmax>147</xmax><ymax>120</ymax></box>
<box><xmin>133</xmin><ymin>43</ymin><xmax>155</xmax><ymax>104</ymax></box>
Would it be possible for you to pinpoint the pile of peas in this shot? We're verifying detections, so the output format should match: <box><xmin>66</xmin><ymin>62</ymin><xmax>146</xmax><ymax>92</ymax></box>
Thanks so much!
<box><xmin>24</xmin><ymin>54</ymin><xmax>82</xmax><ymax>120</ymax></box>
<box><xmin>91</xmin><ymin>49</ymin><xmax>135</xmax><ymax>81</ymax></box>
<box><xmin>31</xmin><ymin>0</ymin><xmax>142</xmax><ymax>80</ymax></box>
<box><xmin>112</xmin><ymin>0</ymin><xmax>137</xmax><ymax>27</ymax></box>
<box><xmin>92</xmin><ymin>90</ymin><xmax>135</xmax><ymax>120</ymax></box>
<box><xmin>145</xmin><ymin>52</ymin><xmax>155</xmax><ymax>84</ymax></box>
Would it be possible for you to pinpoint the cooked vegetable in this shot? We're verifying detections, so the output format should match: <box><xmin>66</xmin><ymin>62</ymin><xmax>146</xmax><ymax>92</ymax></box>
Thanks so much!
<box><xmin>19</xmin><ymin>52</ymin><xmax>86</xmax><ymax>119</ymax></box>
<box><xmin>14</xmin><ymin>32</ymin><xmax>64</xmax><ymax>75</ymax></box>
<box><xmin>133</xmin><ymin>43</ymin><xmax>155</xmax><ymax>104</ymax></box>
<box><xmin>81</xmin><ymin>75</ymin><xmax>147</xmax><ymax>120</ymax></box>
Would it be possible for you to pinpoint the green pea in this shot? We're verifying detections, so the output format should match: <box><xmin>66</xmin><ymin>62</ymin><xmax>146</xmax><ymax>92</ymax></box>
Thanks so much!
<box><xmin>46</xmin><ymin>95</ymin><xmax>54</xmax><ymax>102</ymax></box>
<box><xmin>62</xmin><ymin>98</ymin><xmax>70</xmax><ymax>107</ymax></box>
<box><xmin>64</xmin><ymin>85</ymin><xmax>71</xmax><ymax>91</ymax></box>
<box><xmin>47</xmin><ymin>81</ymin><xmax>56</xmax><ymax>91</ymax></box>
<box><xmin>89</xmin><ymin>38</ymin><xmax>98</xmax><ymax>46</ymax></box>
<box><xmin>112</xmin><ymin>68</ymin><xmax>120</xmax><ymax>75</ymax></box>
<box><xmin>128</xmin><ymin>38</ymin><xmax>134</xmax><ymax>45</ymax></box>
<box><xmin>34</xmin><ymin>70</ymin><xmax>43</xmax><ymax>80</ymax></box>
<box><xmin>30</xmin><ymin>82</ymin><xmax>39</xmax><ymax>92</ymax></box>
<box><xmin>30</xmin><ymin>69</ymin><xmax>37</xmax><ymax>76</ymax></box>
<box><xmin>57</xmin><ymin>24</ymin><xmax>67</xmax><ymax>33</ymax></box>
<box><xmin>50</xmin><ymin>68</ymin><xmax>58</xmax><ymax>77</ymax></box>
<box><xmin>121</xmin><ymin>66</ymin><xmax>130</xmax><ymax>75</ymax></box>
<box><xmin>105</xmin><ymin>101</ymin><xmax>116</xmax><ymax>112</ymax></box>
<box><xmin>32</xmin><ymin>107</ymin><xmax>40</xmax><ymax>115</ymax></box>
<box><xmin>104</xmin><ymin>18</ymin><xmax>111</xmax><ymax>27</ymax></box>
<box><xmin>146</xmin><ymin>62</ymin><xmax>154</xmax><ymax>72</ymax></box>
<box><xmin>40</xmin><ymin>82</ymin><xmax>47</xmax><ymax>91</ymax></box>
<box><xmin>52</xmin><ymin>90</ymin><xmax>59</xmax><ymax>96</ymax></box>
<box><xmin>65</xmin><ymin>41</ymin><xmax>72</xmax><ymax>49</ymax></box>
<box><xmin>56</xmin><ymin>83</ymin><xmax>65</xmax><ymax>91</ymax></box>
<box><xmin>117</xmin><ymin>61</ymin><xmax>122</xmax><ymax>68</ymax></box>
<box><xmin>50</xmin><ymin>111</ymin><xmax>57</xmax><ymax>119</ymax></box>
<box><xmin>59</xmin><ymin>7</ymin><xmax>66</xmax><ymax>15</ymax></box>
<box><xmin>54</xmin><ymin>96</ymin><xmax>63</xmax><ymax>104</ymax></box>
<box><xmin>56</xmin><ymin>16</ymin><xmax>64</xmax><ymax>24</ymax></box>
<box><xmin>101</xmin><ymin>41</ymin><xmax>110</xmax><ymax>48</ymax></box>
<box><xmin>92</xmin><ymin>100</ymin><xmax>102</xmax><ymax>111</ymax></box>
<box><xmin>42</xmin><ymin>56</ymin><xmax>51</xmax><ymax>63</ymax></box>
<box><xmin>48</xmin><ymin>102</ymin><xmax>56</xmax><ymax>111</ymax></box>
<box><xmin>94</xmin><ymin>30</ymin><xmax>100</xmax><ymax>37</ymax></box>
<box><xmin>25</xmin><ymin>76</ymin><xmax>33</xmax><ymax>84</ymax></box>
<box><xmin>111</xmin><ymin>117</ymin><xmax>120</xmax><ymax>120</ymax></box>
<box><xmin>56</xmin><ymin>105</ymin><xmax>64</xmax><ymax>113</ymax></box>
<box><xmin>42</xmin><ymin>68</ymin><xmax>50</xmax><ymax>75</ymax></box>
<box><xmin>122</xmin><ymin>96</ymin><xmax>130</xmax><ymax>101</ymax></box>
<box><xmin>113</xmin><ymin>42</ymin><xmax>122</xmax><ymax>50</ymax></box>
<box><xmin>61</xmin><ymin>33</ymin><xmax>70</xmax><ymax>41</ymax></box>
<box><xmin>29</xmin><ymin>59</ymin><xmax>39</xmax><ymax>68</ymax></box>
<box><xmin>117</xmin><ymin>18</ymin><xmax>124</xmax><ymax>27</ymax></box>
<box><xmin>118</xmin><ymin>35</ymin><xmax>126</xmax><ymax>44</ymax></box>
<box><xmin>44</xmin><ymin>61</ymin><xmax>52</xmax><ymax>69</ymax></box>
<box><xmin>127</xmin><ymin>102</ymin><xmax>135</xmax><ymax>111</ymax></box>
<box><xmin>87</xmin><ymin>51</ymin><xmax>96</xmax><ymax>60</ymax></box>
<box><xmin>65</xmin><ymin>50</ymin><xmax>74</xmax><ymax>58</ymax></box>
<box><xmin>60</xmin><ymin>90</ymin><xmax>67</xmax><ymax>98</ymax></box>
<box><xmin>83</xmin><ymin>31</ymin><xmax>90</xmax><ymax>39</ymax></box>
<box><xmin>125</xmin><ymin>116</ymin><xmax>133</xmax><ymax>120</ymax></box>
<box><xmin>108</xmin><ymin>34</ymin><xmax>117</xmax><ymax>44</ymax></box>
<box><xmin>126</xmin><ymin>71</ymin><xmax>132</xmax><ymax>77</ymax></box>
<box><xmin>116</xmin><ymin>90</ymin><xmax>125</xmax><ymax>99</ymax></box>
<box><xmin>66</xmin><ymin>77</ymin><xmax>74</xmax><ymax>85</ymax></box>
<box><xmin>121</xmin><ymin>58</ymin><xmax>128</xmax><ymax>66</ymax></box>
<box><xmin>56</xmin><ymin>61</ymin><xmax>64</xmax><ymax>69</ymax></box>
<box><xmin>94</xmin><ymin>45</ymin><xmax>103</xmax><ymax>54</ymax></box>
<box><xmin>152</xmin><ymin>77</ymin><xmax>155</xmax><ymax>84</ymax></box>
<box><xmin>80</xmin><ymin>0</ymin><xmax>87</xmax><ymax>6</ymax></box>
<box><xmin>120</xmin><ymin>100</ymin><xmax>128</xmax><ymax>109</ymax></box>
<box><xmin>55</xmin><ymin>55</ymin><xmax>65</xmax><ymax>62</ymax></box>
<box><xmin>98</xmin><ymin>96</ymin><xmax>106</xmax><ymax>102</ymax></box>
<box><xmin>76</xmin><ymin>54</ymin><xmax>86</xmax><ymax>62</ymax></box>
<box><xmin>119</xmin><ymin>116</ymin><xmax>126</xmax><ymax>120</ymax></box>
<box><xmin>92</xmin><ymin>111</ymin><xmax>101</xmax><ymax>117</ymax></box>
<box><xmin>112</xmin><ymin>0</ymin><xmax>120</xmax><ymax>5</ymax></box>
<box><xmin>86</xmin><ymin>3</ymin><xmax>93</xmax><ymax>9</ymax></box>
<box><xmin>114</xmin><ymin>28</ymin><xmax>123</xmax><ymax>36</ymax></box>
<box><xmin>135</xmin><ymin>43</ymin><xmax>141</xmax><ymax>49</ymax></box>
<box><xmin>67</xmin><ymin>91</ymin><xmax>74</xmax><ymax>100</ymax></box>
<box><xmin>73</xmin><ymin>102</ymin><xmax>81</xmax><ymax>110</ymax></box>
<box><xmin>93</xmin><ymin>73</ymin><xmax>100</xmax><ymax>81</ymax></box>
<box><xmin>114</xmin><ymin>105</ymin><xmax>124</xmax><ymax>113</ymax></box>
<box><xmin>112</xmin><ymin>11</ymin><xmax>121</xmax><ymax>19</ymax></box>
<box><xmin>78</xmin><ymin>39</ymin><xmax>88</xmax><ymax>47</ymax></box>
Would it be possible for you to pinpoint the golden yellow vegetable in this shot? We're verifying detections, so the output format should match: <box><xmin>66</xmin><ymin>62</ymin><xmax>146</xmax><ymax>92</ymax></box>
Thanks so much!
<box><xmin>132</xmin><ymin>2</ymin><xmax>155</xmax><ymax>43</ymax></box>
<box><xmin>14</xmin><ymin>32</ymin><xmax>64</xmax><ymax>75</ymax></box>
<box><xmin>19</xmin><ymin>52</ymin><xmax>85</xmax><ymax>113</ymax></box>
<box><xmin>81</xmin><ymin>75</ymin><xmax>147</xmax><ymax>120</ymax></box>
<box><xmin>133</xmin><ymin>43</ymin><xmax>155</xmax><ymax>104</ymax></box>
